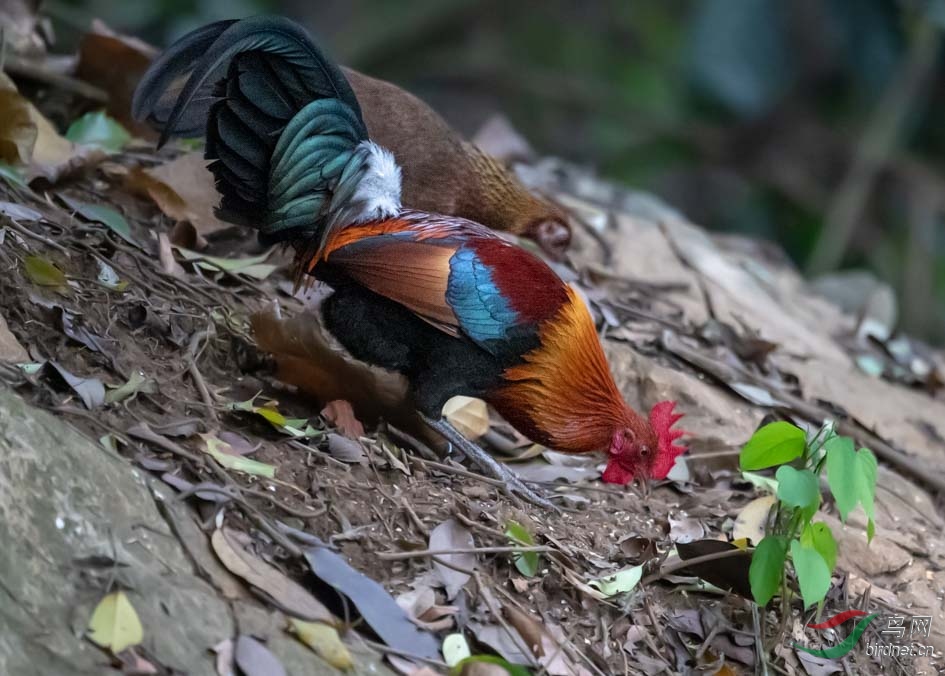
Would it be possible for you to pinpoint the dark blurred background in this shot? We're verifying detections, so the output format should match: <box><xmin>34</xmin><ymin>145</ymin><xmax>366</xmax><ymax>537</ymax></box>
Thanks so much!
<box><xmin>50</xmin><ymin>0</ymin><xmax>945</xmax><ymax>342</ymax></box>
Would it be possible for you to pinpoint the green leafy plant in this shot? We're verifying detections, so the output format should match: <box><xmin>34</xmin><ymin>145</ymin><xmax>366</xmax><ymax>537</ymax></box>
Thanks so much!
<box><xmin>504</xmin><ymin>520</ymin><xmax>540</xmax><ymax>577</ymax></box>
<box><xmin>740</xmin><ymin>421</ymin><xmax>877</xmax><ymax>609</ymax></box>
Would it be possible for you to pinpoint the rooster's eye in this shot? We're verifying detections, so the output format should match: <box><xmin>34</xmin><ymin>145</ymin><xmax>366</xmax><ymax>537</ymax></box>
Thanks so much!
<box><xmin>639</xmin><ymin>446</ymin><xmax>651</xmax><ymax>458</ymax></box>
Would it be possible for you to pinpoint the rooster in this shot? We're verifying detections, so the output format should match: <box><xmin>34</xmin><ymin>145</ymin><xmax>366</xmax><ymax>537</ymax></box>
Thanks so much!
<box><xmin>133</xmin><ymin>16</ymin><xmax>685</xmax><ymax>508</ymax></box>
<box><xmin>132</xmin><ymin>18</ymin><xmax>571</xmax><ymax>259</ymax></box>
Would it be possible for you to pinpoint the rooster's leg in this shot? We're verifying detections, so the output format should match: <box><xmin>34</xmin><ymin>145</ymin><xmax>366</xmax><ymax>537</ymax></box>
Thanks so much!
<box><xmin>421</xmin><ymin>415</ymin><xmax>559</xmax><ymax>512</ymax></box>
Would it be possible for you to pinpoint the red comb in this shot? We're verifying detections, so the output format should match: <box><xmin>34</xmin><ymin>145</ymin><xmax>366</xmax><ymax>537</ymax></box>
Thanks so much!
<box><xmin>648</xmin><ymin>400</ymin><xmax>687</xmax><ymax>479</ymax></box>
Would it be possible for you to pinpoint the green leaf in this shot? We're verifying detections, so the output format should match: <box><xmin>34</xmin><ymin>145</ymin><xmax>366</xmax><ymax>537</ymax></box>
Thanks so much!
<box><xmin>202</xmin><ymin>435</ymin><xmax>276</xmax><ymax>479</ymax></box>
<box><xmin>61</xmin><ymin>198</ymin><xmax>140</xmax><ymax>248</ymax></box>
<box><xmin>0</xmin><ymin>161</ymin><xmax>29</xmax><ymax>189</ymax></box>
<box><xmin>176</xmin><ymin>248</ymin><xmax>276</xmax><ymax>280</ymax></box>
<box><xmin>749</xmin><ymin>535</ymin><xmax>787</xmax><ymax>606</ymax></box>
<box><xmin>24</xmin><ymin>255</ymin><xmax>67</xmax><ymax>288</ymax></box>
<box><xmin>588</xmin><ymin>565</ymin><xmax>644</xmax><ymax>597</ymax></box>
<box><xmin>856</xmin><ymin>447</ymin><xmax>878</xmax><ymax>541</ymax></box>
<box><xmin>105</xmin><ymin>370</ymin><xmax>157</xmax><ymax>404</ymax></box>
<box><xmin>740</xmin><ymin>421</ymin><xmax>806</xmax><ymax>470</ymax></box>
<box><xmin>741</xmin><ymin>471</ymin><xmax>779</xmax><ymax>494</ymax></box>
<box><xmin>505</xmin><ymin>520</ymin><xmax>540</xmax><ymax>577</ymax></box>
<box><xmin>790</xmin><ymin>539</ymin><xmax>832</xmax><ymax>608</ymax></box>
<box><xmin>65</xmin><ymin>111</ymin><xmax>130</xmax><ymax>152</ymax></box>
<box><xmin>453</xmin><ymin>655</ymin><xmax>531</xmax><ymax>676</ymax></box>
<box><xmin>801</xmin><ymin>521</ymin><xmax>837</xmax><ymax>573</ymax></box>
<box><xmin>825</xmin><ymin>436</ymin><xmax>858</xmax><ymax>521</ymax></box>
<box><xmin>226</xmin><ymin>397</ymin><xmax>320</xmax><ymax>438</ymax></box>
<box><xmin>775</xmin><ymin>466</ymin><xmax>820</xmax><ymax>511</ymax></box>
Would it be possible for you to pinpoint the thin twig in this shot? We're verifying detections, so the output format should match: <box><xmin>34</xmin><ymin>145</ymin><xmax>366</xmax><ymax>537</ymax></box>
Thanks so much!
<box><xmin>475</xmin><ymin>573</ymin><xmax>540</xmax><ymax>666</ymax></box>
<box><xmin>3</xmin><ymin>53</ymin><xmax>109</xmax><ymax>101</ymax></box>
<box><xmin>4</xmin><ymin>217</ymin><xmax>71</xmax><ymax>254</ymax></box>
<box><xmin>127</xmin><ymin>422</ymin><xmax>203</xmax><ymax>463</ymax></box>
<box><xmin>186</xmin><ymin>328</ymin><xmax>218</xmax><ymax>423</ymax></box>
<box><xmin>358</xmin><ymin>638</ymin><xmax>449</xmax><ymax>669</ymax></box>
<box><xmin>386</xmin><ymin>423</ymin><xmax>440</xmax><ymax>461</ymax></box>
<box><xmin>411</xmin><ymin>456</ymin><xmax>505</xmax><ymax>487</ymax></box>
<box><xmin>377</xmin><ymin>545</ymin><xmax>552</xmax><ymax>561</ymax></box>
<box><xmin>641</xmin><ymin>547</ymin><xmax>750</xmax><ymax>586</ymax></box>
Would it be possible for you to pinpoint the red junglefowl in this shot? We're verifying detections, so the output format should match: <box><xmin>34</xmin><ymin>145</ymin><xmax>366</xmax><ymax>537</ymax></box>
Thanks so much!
<box><xmin>132</xmin><ymin>18</ymin><xmax>571</xmax><ymax>259</ymax></box>
<box><xmin>133</xmin><ymin>16</ymin><xmax>685</xmax><ymax>508</ymax></box>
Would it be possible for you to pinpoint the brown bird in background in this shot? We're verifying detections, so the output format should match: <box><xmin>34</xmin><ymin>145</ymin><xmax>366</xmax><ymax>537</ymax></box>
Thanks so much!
<box><xmin>342</xmin><ymin>69</ymin><xmax>572</xmax><ymax>258</ymax></box>
<box><xmin>134</xmin><ymin>19</ymin><xmax>572</xmax><ymax>259</ymax></box>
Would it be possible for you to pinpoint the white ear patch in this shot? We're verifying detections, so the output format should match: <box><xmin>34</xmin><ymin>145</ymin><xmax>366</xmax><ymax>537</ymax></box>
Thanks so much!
<box><xmin>350</xmin><ymin>141</ymin><xmax>402</xmax><ymax>222</ymax></box>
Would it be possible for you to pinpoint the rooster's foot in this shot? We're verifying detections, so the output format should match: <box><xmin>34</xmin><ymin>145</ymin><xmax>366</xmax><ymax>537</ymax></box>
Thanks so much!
<box><xmin>422</xmin><ymin>415</ymin><xmax>560</xmax><ymax>512</ymax></box>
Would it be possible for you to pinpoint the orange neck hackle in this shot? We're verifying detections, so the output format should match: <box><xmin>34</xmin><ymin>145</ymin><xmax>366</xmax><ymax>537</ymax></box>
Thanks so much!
<box><xmin>490</xmin><ymin>286</ymin><xmax>688</xmax><ymax>485</ymax></box>
<box><xmin>490</xmin><ymin>285</ymin><xmax>649</xmax><ymax>454</ymax></box>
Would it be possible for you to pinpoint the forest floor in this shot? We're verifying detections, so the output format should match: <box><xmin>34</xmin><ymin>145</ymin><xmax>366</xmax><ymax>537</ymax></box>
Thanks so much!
<box><xmin>2</xmin><ymin>36</ymin><xmax>945</xmax><ymax>676</ymax></box>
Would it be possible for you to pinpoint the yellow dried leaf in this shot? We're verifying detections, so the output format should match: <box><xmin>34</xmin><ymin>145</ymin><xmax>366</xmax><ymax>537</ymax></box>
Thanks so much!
<box><xmin>442</xmin><ymin>396</ymin><xmax>489</xmax><ymax>440</ymax></box>
<box><xmin>289</xmin><ymin>618</ymin><xmax>353</xmax><ymax>670</ymax></box>
<box><xmin>0</xmin><ymin>72</ymin><xmax>105</xmax><ymax>181</ymax></box>
<box><xmin>0</xmin><ymin>88</ymin><xmax>37</xmax><ymax>163</ymax></box>
<box><xmin>732</xmin><ymin>495</ymin><xmax>776</xmax><ymax>546</ymax></box>
<box><xmin>87</xmin><ymin>591</ymin><xmax>143</xmax><ymax>654</ymax></box>
<box><xmin>24</xmin><ymin>255</ymin><xmax>67</xmax><ymax>288</ymax></box>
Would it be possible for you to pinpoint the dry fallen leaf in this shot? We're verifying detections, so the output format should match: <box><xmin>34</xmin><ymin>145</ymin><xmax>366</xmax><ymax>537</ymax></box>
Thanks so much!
<box><xmin>145</xmin><ymin>152</ymin><xmax>231</xmax><ymax>235</ymax></box>
<box><xmin>288</xmin><ymin>618</ymin><xmax>353</xmax><ymax>670</ymax></box>
<box><xmin>126</xmin><ymin>166</ymin><xmax>191</xmax><ymax>221</ymax></box>
<box><xmin>0</xmin><ymin>86</ymin><xmax>37</xmax><ymax>164</ymax></box>
<box><xmin>210</xmin><ymin>528</ymin><xmax>334</xmax><ymax>622</ymax></box>
<box><xmin>43</xmin><ymin>361</ymin><xmax>106</xmax><ymax>409</ymax></box>
<box><xmin>321</xmin><ymin>399</ymin><xmax>364</xmax><ymax>439</ymax></box>
<box><xmin>303</xmin><ymin>545</ymin><xmax>441</xmax><ymax>660</ymax></box>
<box><xmin>429</xmin><ymin>519</ymin><xmax>476</xmax><ymax>600</ymax></box>
<box><xmin>234</xmin><ymin>635</ymin><xmax>286</xmax><ymax>676</ymax></box>
<box><xmin>469</xmin><ymin>622</ymin><xmax>538</xmax><ymax>667</ymax></box>
<box><xmin>442</xmin><ymin>396</ymin><xmax>490</xmax><ymax>440</ymax></box>
<box><xmin>502</xmin><ymin>605</ymin><xmax>545</xmax><ymax>658</ymax></box>
<box><xmin>75</xmin><ymin>20</ymin><xmax>158</xmax><ymax>137</ymax></box>
<box><xmin>86</xmin><ymin>590</ymin><xmax>144</xmax><ymax>654</ymax></box>
<box><xmin>732</xmin><ymin>495</ymin><xmax>776</xmax><ymax>545</ymax></box>
<box><xmin>0</xmin><ymin>73</ymin><xmax>105</xmax><ymax>182</ymax></box>
<box><xmin>326</xmin><ymin>433</ymin><xmax>367</xmax><ymax>464</ymax></box>
<box><xmin>0</xmin><ymin>311</ymin><xmax>29</xmax><ymax>362</ymax></box>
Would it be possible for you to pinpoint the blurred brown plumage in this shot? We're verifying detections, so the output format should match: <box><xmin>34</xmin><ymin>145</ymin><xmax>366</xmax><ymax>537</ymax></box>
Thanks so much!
<box><xmin>343</xmin><ymin>69</ymin><xmax>572</xmax><ymax>259</ymax></box>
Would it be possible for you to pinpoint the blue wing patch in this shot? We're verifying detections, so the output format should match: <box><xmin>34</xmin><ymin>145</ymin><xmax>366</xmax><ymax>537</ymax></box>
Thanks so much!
<box><xmin>446</xmin><ymin>247</ymin><xmax>519</xmax><ymax>346</ymax></box>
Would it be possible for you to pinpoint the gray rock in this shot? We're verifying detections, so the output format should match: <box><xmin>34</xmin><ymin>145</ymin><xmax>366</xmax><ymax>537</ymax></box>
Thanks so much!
<box><xmin>0</xmin><ymin>387</ymin><xmax>391</xmax><ymax>675</ymax></box>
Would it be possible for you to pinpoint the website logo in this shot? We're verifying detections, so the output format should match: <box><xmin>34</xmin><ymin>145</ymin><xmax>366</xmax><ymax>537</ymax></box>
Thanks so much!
<box><xmin>794</xmin><ymin>610</ymin><xmax>878</xmax><ymax>659</ymax></box>
<box><xmin>794</xmin><ymin>610</ymin><xmax>935</xmax><ymax>663</ymax></box>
